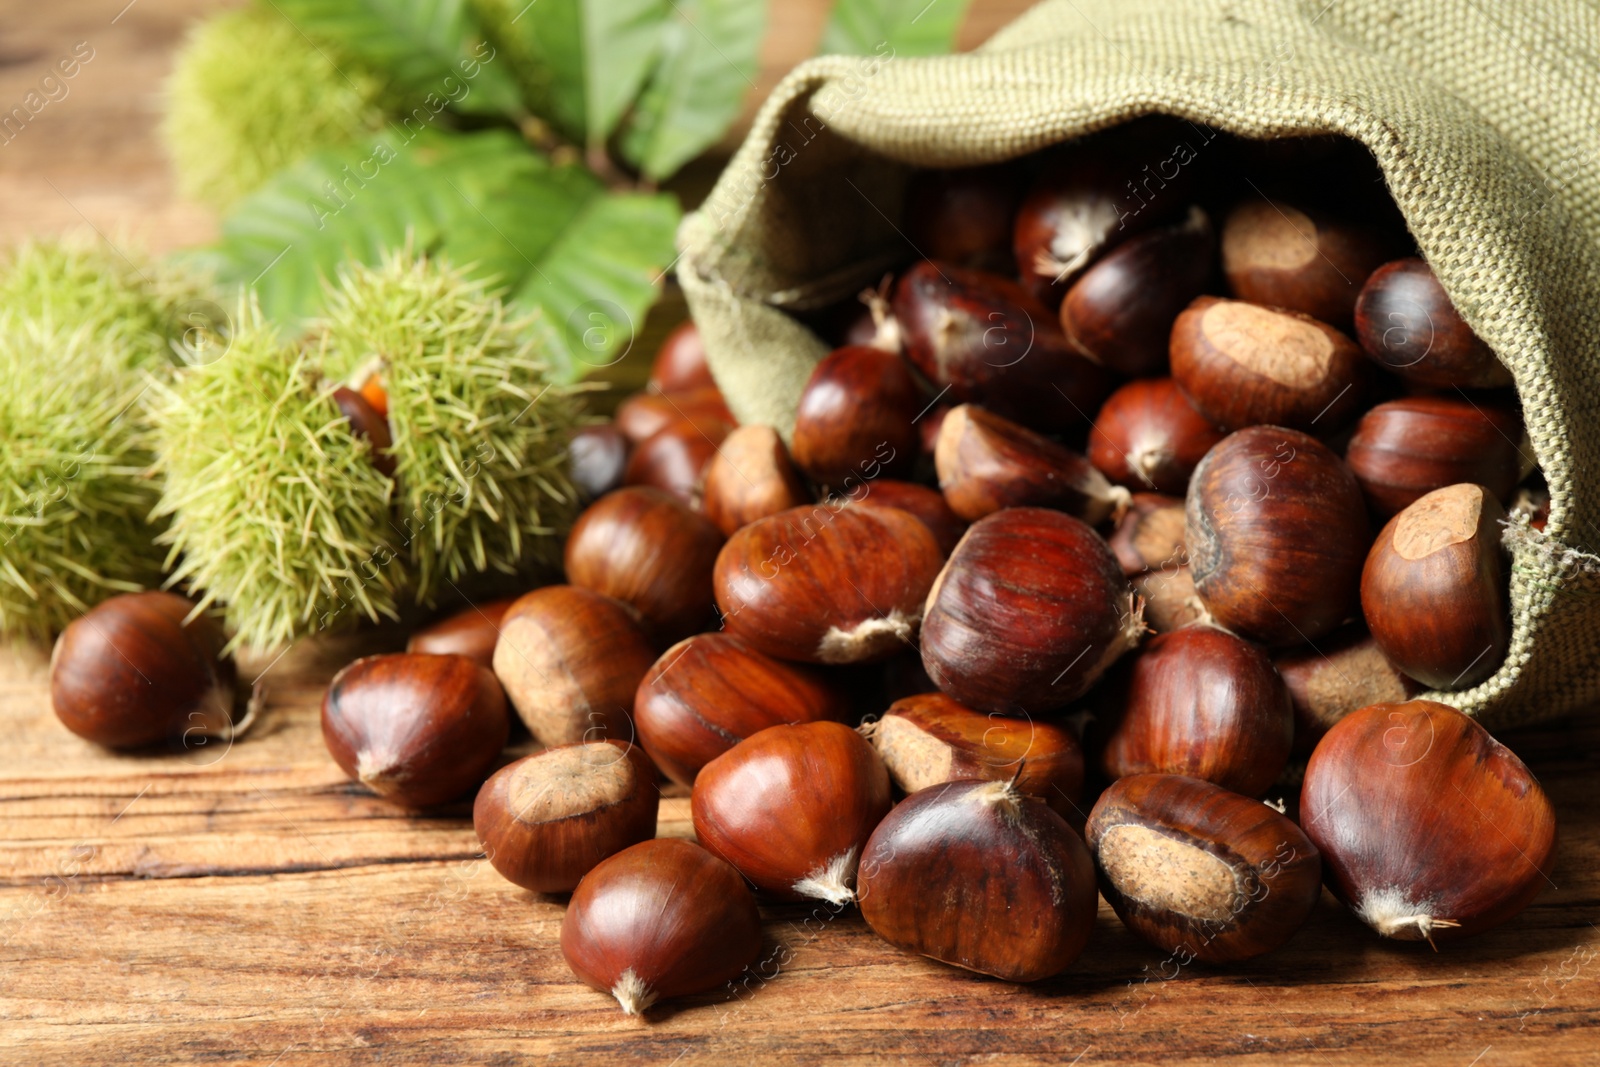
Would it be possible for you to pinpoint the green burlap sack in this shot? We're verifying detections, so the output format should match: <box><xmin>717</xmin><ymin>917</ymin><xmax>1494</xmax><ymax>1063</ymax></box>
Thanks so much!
<box><xmin>677</xmin><ymin>0</ymin><xmax>1600</xmax><ymax>729</ymax></box>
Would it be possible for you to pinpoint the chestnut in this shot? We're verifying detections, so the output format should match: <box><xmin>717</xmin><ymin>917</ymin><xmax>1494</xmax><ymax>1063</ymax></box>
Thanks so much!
<box><xmin>1107</xmin><ymin>492</ymin><xmax>1187</xmax><ymax>576</ymax></box>
<box><xmin>691</xmin><ymin>721</ymin><xmax>892</xmax><ymax>903</ymax></box>
<box><xmin>1171</xmin><ymin>296</ymin><xmax>1369</xmax><ymax>432</ymax></box>
<box><xmin>903</xmin><ymin>162</ymin><xmax>1022</xmax><ymax>273</ymax></box>
<box><xmin>622</xmin><ymin>419</ymin><xmax>732</xmax><ymax>506</ymax></box>
<box><xmin>1059</xmin><ymin>206</ymin><xmax>1216</xmax><ymax>377</ymax></box>
<box><xmin>1131</xmin><ymin>565</ymin><xmax>1209</xmax><ymax>634</ymax></box>
<box><xmin>1345</xmin><ymin>396</ymin><xmax>1527</xmax><ymax>518</ymax></box>
<box><xmin>701</xmin><ymin>424</ymin><xmax>811</xmax><ymax>536</ymax></box>
<box><xmin>934</xmin><ymin>404</ymin><xmax>1129</xmax><ymax>524</ymax></box>
<box><xmin>1353</xmin><ymin>258</ymin><xmax>1512</xmax><ymax>389</ymax></box>
<box><xmin>857</xmin><ymin>779</ymin><xmax>1098</xmax><ymax>981</ymax></box>
<box><xmin>321</xmin><ymin>652</ymin><xmax>509</xmax><ymax>808</ymax></box>
<box><xmin>564</xmin><ymin>486</ymin><xmax>724</xmax><ymax>645</ymax></box>
<box><xmin>1301</xmin><ymin>699</ymin><xmax>1557</xmax><ymax>942</ymax></box>
<box><xmin>474</xmin><ymin>740</ymin><xmax>658</xmax><ymax>893</ymax></box>
<box><xmin>634</xmin><ymin>632</ymin><xmax>851</xmax><ymax>787</ymax></box>
<box><xmin>51</xmin><ymin>591</ymin><xmax>240</xmax><ymax>749</ymax></box>
<box><xmin>714</xmin><ymin>504</ymin><xmax>943</xmax><ymax>664</ymax></box>
<box><xmin>1087</xmin><ymin>774</ymin><xmax>1322</xmax><ymax>963</ymax></box>
<box><xmin>406</xmin><ymin>597</ymin><xmax>517</xmax><ymax>669</ymax></box>
<box><xmin>1186</xmin><ymin>426</ymin><xmax>1370</xmax><ymax>647</ymax></box>
<box><xmin>849</xmin><ymin>479</ymin><xmax>967</xmax><ymax>556</ymax></box>
<box><xmin>331</xmin><ymin>385</ymin><xmax>395</xmax><ymax>477</ymax></box>
<box><xmin>917</xmin><ymin>402</ymin><xmax>951</xmax><ymax>456</ymax></box>
<box><xmin>790</xmin><ymin>344</ymin><xmax>920</xmax><ymax>486</ymax></box>
<box><xmin>1088</xmin><ymin>378</ymin><xmax>1225</xmax><ymax>494</ymax></box>
<box><xmin>561</xmin><ymin>838</ymin><xmax>761</xmax><ymax>1015</ymax></box>
<box><xmin>1276</xmin><ymin>625</ymin><xmax>1419</xmax><ymax>756</ymax></box>
<box><xmin>614</xmin><ymin>386</ymin><xmax>734</xmax><ymax>447</ymax></box>
<box><xmin>1098</xmin><ymin>625</ymin><xmax>1293</xmax><ymax>797</ymax></box>
<box><xmin>648</xmin><ymin>321</ymin><xmax>715</xmax><ymax>394</ymax></box>
<box><xmin>1360</xmin><ymin>483</ymin><xmax>1510</xmax><ymax>690</ymax></box>
<box><xmin>892</xmin><ymin>260</ymin><xmax>1116</xmax><ymax>434</ymax></box>
<box><xmin>492</xmin><ymin>585</ymin><xmax>656</xmax><ymax>747</ymax></box>
<box><xmin>921</xmin><ymin>507</ymin><xmax>1144</xmax><ymax>713</ymax></box>
<box><xmin>1221</xmin><ymin>199</ymin><xmax>1394</xmax><ymax>327</ymax></box>
<box><xmin>868</xmin><ymin>691</ymin><xmax>1084</xmax><ymax>816</ymax></box>
<box><xmin>568</xmin><ymin>424</ymin><xmax>630</xmax><ymax>502</ymax></box>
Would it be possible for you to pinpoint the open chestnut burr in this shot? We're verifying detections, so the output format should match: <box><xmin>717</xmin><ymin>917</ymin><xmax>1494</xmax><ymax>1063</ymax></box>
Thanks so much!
<box><xmin>857</xmin><ymin>779</ymin><xmax>1099</xmax><ymax>981</ymax></box>
<box><xmin>714</xmin><ymin>504</ymin><xmax>943</xmax><ymax>664</ymax></box>
<box><xmin>1353</xmin><ymin>258</ymin><xmax>1513</xmax><ymax>389</ymax></box>
<box><xmin>1301</xmin><ymin>699</ymin><xmax>1557</xmax><ymax>943</ymax></box>
<box><xmin>1185</xmin><ymin>426</ymin><xmax>1370</xmax><ymax>647</ymax></box>
<box><xmin>934</xmin><ymin>404</ymin><xmax>1129</xmax><ymax>524</ymax></box>
<box><xmin>1087</xmin><ymin>774</ymin><xmax>1322</xmax><ymax>963</ymax></box>
<box><xmin>921</xmin><ymin>507</ymin><xmax>1144</xmax><ymax>713</ymax></box>
<box><xmin>691</xmin><ymin>721</ymin><xmax>892</xmax><ymax>904</ymax></box>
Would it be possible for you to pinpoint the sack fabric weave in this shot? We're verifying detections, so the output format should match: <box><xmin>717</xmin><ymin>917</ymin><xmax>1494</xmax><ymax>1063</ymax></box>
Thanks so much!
<box><xmin>677</xmin><ymin>0</ymin><xmax>1600</xmax><ymax>729</ymax></box>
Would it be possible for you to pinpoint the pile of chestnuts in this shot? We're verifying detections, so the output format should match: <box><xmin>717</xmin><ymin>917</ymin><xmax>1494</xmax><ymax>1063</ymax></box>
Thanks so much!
<box><xmin>46</xmin><ymin>121</ymin><xmax>1561</xmax><ymax>1018</ymax></box>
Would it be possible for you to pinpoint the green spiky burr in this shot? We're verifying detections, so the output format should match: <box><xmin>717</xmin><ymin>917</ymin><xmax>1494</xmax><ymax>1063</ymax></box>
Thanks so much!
<box><xmin>151</xmin><ymin>299</ymin><xmax>400</xmax><ymax>652</ymax></box>
<box><xmin>162</xmin><ymin>3</ymin><xmax>388</xmax><ymax>210</ymax></box>
<box><xmin>319</xmin><ymin>250</ymin><xmax>583</xmax><ymax>605</ymax></box>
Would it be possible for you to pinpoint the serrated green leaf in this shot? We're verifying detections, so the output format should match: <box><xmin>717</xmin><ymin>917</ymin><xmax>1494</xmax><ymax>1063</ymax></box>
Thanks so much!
<box><xmin>203</xmin><ymin>131</ymin><xmax>678</xmax><ymax>377</ymax></box>
<box><xmin>617</xmin><ymin>0</ymin><xmax>765</xmax><ymax>181</ymax></box>
<box><xmin>819</xmin><ymin>0</ymin><xmax>972</xmax><ymax>57</ymax></box>
<box><xmin>272</xmin><ymin>0</ymin><xmax>523</xmax><ymax>116</ymax></box>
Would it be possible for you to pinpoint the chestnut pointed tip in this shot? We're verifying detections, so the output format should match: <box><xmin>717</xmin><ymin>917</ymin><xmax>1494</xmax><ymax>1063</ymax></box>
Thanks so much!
<box><xmin>1106</xmin><ymin>485</ymin><xmax>1134</xmax><ymax>523</ymax></box>
<box><xmin>611</xmin><ymin>968</ymin><xmax>658</xmax><ymax>1016</ymax></box>
<box><xmin>1358</xmin><ymin>888</ymin><xmax>1463</xmax><ymax>945</ymax></box>
<box><xmin>355</xmin><ymin>749</ymin><xmax>406</xmax><ymax>793</ymax></box>
<box><xmin>792</xmin><ymin>847</ymin><xmax>860</xmax><ymax>906</ymax></box>
<box><xmin>969</xmin><ymin>778</ymin><xmax>1024</xmax><ymax>819</ymax></box>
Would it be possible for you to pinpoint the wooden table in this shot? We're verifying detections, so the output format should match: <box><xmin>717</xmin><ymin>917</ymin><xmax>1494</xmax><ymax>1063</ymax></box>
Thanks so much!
<box><xmin>3</xmin><ymin>1</ymin><xmax>1599</xmax><ymax>1064</ymax></box>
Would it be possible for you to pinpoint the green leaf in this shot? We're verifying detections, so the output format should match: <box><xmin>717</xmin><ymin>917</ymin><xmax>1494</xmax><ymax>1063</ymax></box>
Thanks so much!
<box><xmin>202</xmin><ymin>130</ymin><xmax>679</xmax><ymax>377</ymax></box>
<box><xmin>819</xmin><ymin>0</ymin><xmax>972</xmax><ymax>57</ymax></box>
<box><xmin>272</xmin><ymin>0</ymin><xmax>524</xmax><ymax>116</ymax></box>
<box><xmin>617</xmin><ymin>0</ymin><xmax>765</xmax><ymax>181</ymax></box>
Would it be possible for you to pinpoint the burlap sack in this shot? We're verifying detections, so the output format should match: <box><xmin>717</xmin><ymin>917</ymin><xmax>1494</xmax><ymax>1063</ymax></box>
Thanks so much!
<box><xmin>677</xmin><ymin>0</ymin><xmax>1600</xmax><ymax>729</ymax></box>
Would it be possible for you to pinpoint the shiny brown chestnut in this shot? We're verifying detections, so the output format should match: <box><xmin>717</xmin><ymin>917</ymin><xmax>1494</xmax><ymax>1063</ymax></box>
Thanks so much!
<box><xmin>332</xmin><ymin>385</ymin><xmax>396</xmax><ymax>477</ymax></box>
<box><xmin>1060</xmin><ymin>206</ymin><xmax>1216</xmax><ymax>377</ymax></box>
<box><xmin>1221</xmin><ymin>199</ymin><xmax>1394</xmax><ymax>327</ymax></box>
<box><xmin>1345</xmin><ymin>396</ymin><xmax>1528</xmax><ymax>518</ymax></box>
<box><xmin>921</xmin><ymin>507</ymin><xmax>1145</xmax><ymax>713</ymax></box>
<box><xmin>1131</xmin><ymin>565</ymin><xmax>1210</xmax><ymax>634</ymax></box>
<box><xmin>903</xmin><ymin>163</ymin><xmax>1022</xmax><ymax>274</ymax></box>
<box><xmin>848</xmin><ymin>479</ymin><xmax>967</xmax><ymax>556</ymax></box>
<box><xmin>1360</xmin><ymin>483</ymin><xmax>1510</xmax><ymax>690</ymax></box>
<box><xmin>406</xmin><ymin>597</ymin><xmax>517</xmax><ymax>669</ymax></box>
<box><xmin>1107</xmin><ymin>492</ymin><xmax>1187</xmax><ymax>576</ymax></box>
<box><xmin>1099</xmin><ymin>625</ymin><xmax>1293</xmax><ymax>797</ymax></box>
<box><xmin>1301</xmin><ymin>699</ymin><xmax>1556</xmax><ymax>942</ymax></box>
<box><xmin>565</xmin><ymin>486</ymin><xmax>724</xmax><ymax>645</ymax></box>
<box><xmin>614</xmin><ymin>386</ymin><xmax>735</xmax><ymax>447</ymax></box>
<box><xmin>492</xmin><ymin>585</ymin><xmax>656</xmax><ymax>747</ymax></box>
<box><xmin>561</xmin><ymin>838</ymin><xmax>761</xmax><ymax>1015</ymax></box>
<box><xmin>714</xmin><ymin>504</ymin><xmax>943</xmax><ymax>664</ymax></box>
<box><xmin>648</xmin><ymin>321</ymin><xmax>715</xmax><ymax>394</ymax></box>
<box><xmin>634</xmin><ymin>632</ymin><xmax>851</xmax><ymax>787</ymax></box>
<box><xmin>569</xmin><ymin>424</ymin><xmax>630</xmax><ymax>502</ymax></box>
<box><xmin>701</xmin><ymin>424</ymin><xmax>811</xmax><ymax>537</ymax></box>
<box><xmin>867</xmin><ymin>691</ymin><xmax>1084</xmax><ymax>816</ymax></box>
<box><xmin>623</xmin><ymin>419</ymin><xmax>732</xmax><ymax>506</ymax></box>
<box><xmin>1171</xmin><ymin>296</ymin><xmax>1369</xmax><ymax>433</ymax></box>
<box><xmin>892</xmin><ymin>260</ymin><xmax>1116</xmax><ymax>435</ymax></box>
<box><xmin>857</xmin><ymin>779</ymin><xmax>1098</xmax><ymax>981</ymax></box>
<box><xmin>1186</xmin><ymin>426</ymin><xmax>1369</xmax><ymax>647</ymax></box>
<box><xmin>790</xmin><ymin>344</ymin><xmax>920</xmax><ymax>486</ymax></box>
<box><xmin>1353</xmin><ymin>258</ymin><xmax>1512</xmax><ymax>389</ymax></box>
<box><xmin>1276</xmin><ymin>625</ymin><xmax>1419</xmax><ymax>757</ymax></box>
<box><xmin>321</xmin><ymin>652</ymin><xmax>509</xmax><ymax>808</ymax></box>
<box><xmin>474</xmin><ymin>740</ymin><xmax>658</xmax><ymax>893</ymax></box>
<box><xmin>1087</xmin><ymin>773</ymin><xmax>1322</xmax><ymax>963</ymax></box>
<box><xmin>51</xmin><ymin>591</ymin><xmax>240</xmax><ymax>749</ymax></box>
<box><xmin>935</xmin><ymin>404</ymin><xmax>1129</xmax><ymax>524</ymax></box>
<box><xmin>691</xmin><ymin>721</ymin><xmax>892</xmax><ymax>903</ymax></box>
<box><xmin>1089</xmin><ymin>378</ymin><xmax>1226</xmax><ymax>494</ymax></box>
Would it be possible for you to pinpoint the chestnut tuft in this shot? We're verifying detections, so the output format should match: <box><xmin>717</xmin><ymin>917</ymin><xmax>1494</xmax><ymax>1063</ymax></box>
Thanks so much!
<box><xmin>561</xmin><ymin>838</ymin><xmax>761</xmax><ymax>1015</ymax></box>
<box><xmin>406</xmin><ymin>598</ymin><xmax>517</xmax><ymax>669</ymax></box>
<box><xmin>474</xmin><ymin>740</ymin><xmax>659</xmax><ymax>894</ymax></box>
<box><xmin>691</xmin><ymin>721</ymin><xmax>892</xmax><ymax>904</ymax></box>
<box><xmin>321</xmin><ymin>652</ymin><xmax>509</xmax><ymax>808</ymax></box>
<box><xmin>1087</xmin><ymin>773</ymin><xmax>1322</xmax><ymax>962</ymax></box>
<box><xmin>1301</xmin><ymin>699</ymin><xmax>1556</xmax><ymax>942</ymax></box>
<box><xmin>1088</xmin><ymin>378</ymin><xmax>1226</xmax><ymax>495</ymax></box>
<box><xmin>1344</xmin><ymin>396</ymin><xmax>1527</xmax><ymax>519</ymax></box>
<box><xmin>701</xmin><ymin>424</ymin><xmax>811</xmax><ymax>537</ymax></box>
<box><xmin>857</xmin><ymin>779</ymin><xmax>1098</xmax><ymax>981</ymax></box>
<box><xmin>1353</xmin><ymin>258</ymin><xmax>1512</xmax><ymax>389</ymax></box>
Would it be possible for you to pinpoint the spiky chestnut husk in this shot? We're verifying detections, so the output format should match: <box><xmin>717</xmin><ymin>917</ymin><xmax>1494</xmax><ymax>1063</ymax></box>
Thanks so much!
<box><xmin>151</xmin><ymin>299</ymin><xmax>400</xmax><ymax>651</ymax></box>
<box><xmin>318</xmin><ymin>251</ymin><xmax>583</xmax><ymax>603</ymax></box>
<box><xmin>162</xmin><ymin>4</ymin><xmax>388</xmax><ymax>209</ymax></box>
